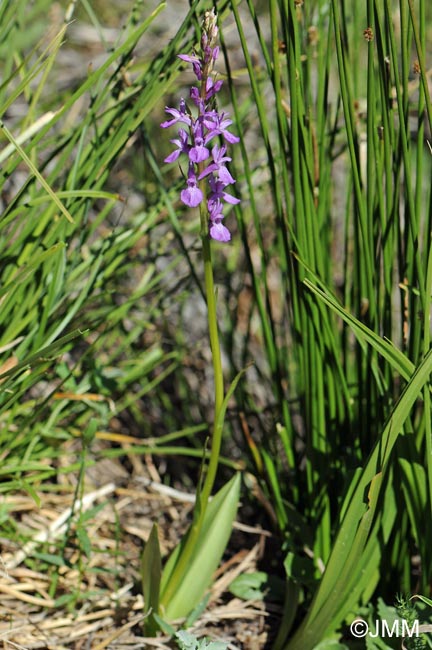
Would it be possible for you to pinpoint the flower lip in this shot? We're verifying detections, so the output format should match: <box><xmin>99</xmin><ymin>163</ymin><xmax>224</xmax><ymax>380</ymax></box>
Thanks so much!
<box><xmin>180</xmin><ymin>164</ymin><xmax>204</xmax><ymax>207</ymax></box>
<box><xmin>210</xmin><ymin>220</ymin><xmax>231</xmax><ymax>242</ymax></box>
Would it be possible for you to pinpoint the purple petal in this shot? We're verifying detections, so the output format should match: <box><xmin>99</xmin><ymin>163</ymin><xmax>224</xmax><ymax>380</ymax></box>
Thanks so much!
<box><xmin>222</xmin><ymin>191</ymin><xmax>241</xmax><ymax>205</ymax></box>
<box><xmin>177</xmin><ymin>54</ymin><xmax>202</xmax><ymax>79</ymax></box>
<box><xmin>222</xmin><ymin>131</ymin><xmax>240</xmax><ymax>144</ymax></box>
<box><xmin>161</xmin><ymin>103</ymin><xmax>192</xmax><ymax>129</ymax></box>
<box><xmin>177</xmin><ymin>54</ymin><xmax>196</xmax><ymax>63</ymax></box>
<box><xmin>198</xmin><ymin>164</ymin><xmax>217</xmax><ymax>180</ymax></box>
<box><xmin>160</xmin><ymin>118</ymin><xmax>177</xmax><ymax>128</ymax></box>
<box><xmin>181</xmin><ymin>185</ymin><xmax>203</xmax><ymax>207</ymax></box>
<box><xmin>210</xmin><ymin>221</ymin><xmax>231</xmax><ymax>242</ymax></box>
<box><xmin>208</xmin><ymin>197</ymin><xmax>223</xmax><ymax>219</ymax></box>
<box><xmin>189</xmin><ymin>144</ymin><xmax>210</xmax><ymax>163</ymax></box>
<box><xmin>164</xmin><ymin>149</ymin><xmax>182</xmax><ymax>163</ymax></box>
<box><xmin>218</xmin><ymin>166</ymin><xmax>236</xmax><ymax>185</ymax></box>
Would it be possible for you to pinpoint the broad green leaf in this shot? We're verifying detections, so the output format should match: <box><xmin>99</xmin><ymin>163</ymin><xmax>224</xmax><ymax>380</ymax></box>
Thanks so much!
<box><xmin>152</xmin><ymin>613</ymin><xmax>176</xmax><ymax>636</ymax></box>
<box><xmin>141</xmin><ymin>523</ymin><xmax>162</xmax><ymax>634</ymax></box>
<box><xmin>160</xmin><ymin>473</ymin><xmax>241</xmax><ymax>620</ymax></box>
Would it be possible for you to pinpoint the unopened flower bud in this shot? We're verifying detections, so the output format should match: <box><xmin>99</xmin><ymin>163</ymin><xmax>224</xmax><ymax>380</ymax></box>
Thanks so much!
<box><xmin>203</xmin><ymin>9</ymin><xmax>218</xmax><ymax>49</ymax></box>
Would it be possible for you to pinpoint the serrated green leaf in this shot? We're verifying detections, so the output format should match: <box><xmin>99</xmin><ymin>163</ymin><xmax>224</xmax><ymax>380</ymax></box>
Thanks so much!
<box><xmin>175</xmin><ymin>631</ymin><xmax>199</xmax><ymax>650</ymax></box>
<box><xmin>230</xmin><ymin>571</ymin><xmax>269</xmax><ymax>600</ymax></box>
<box><xmin>175</xmin><ymin>631</ymin><xmax>228</xmax><ymax>650</ymax></box>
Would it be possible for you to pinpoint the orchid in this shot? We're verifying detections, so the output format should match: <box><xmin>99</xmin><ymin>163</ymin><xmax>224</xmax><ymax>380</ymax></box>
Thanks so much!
<box><xmin>155</xmin><ymin>13</ymin><xmax>242</xmax><ymax>625</ymax></box>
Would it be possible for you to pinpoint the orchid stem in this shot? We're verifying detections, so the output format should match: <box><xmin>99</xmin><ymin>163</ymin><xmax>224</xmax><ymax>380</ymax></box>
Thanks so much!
<box><xmin>160</xmin><ymin>208</ymin><xmax>225</xmax><ymax>610</ymax></box>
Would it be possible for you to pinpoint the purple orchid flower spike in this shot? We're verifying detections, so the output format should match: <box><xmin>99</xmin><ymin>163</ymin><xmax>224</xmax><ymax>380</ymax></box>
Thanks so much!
<box><xmin>161</xmin><ymin>10</ymin><xmax>239</xmax><ymax>242</ymax></box>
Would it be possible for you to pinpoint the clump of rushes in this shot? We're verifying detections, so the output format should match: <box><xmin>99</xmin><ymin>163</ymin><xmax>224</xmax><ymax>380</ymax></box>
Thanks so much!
<box><xmin>161</xmin><ymin>8</ymin><xmax>240</xmax><ymax>242</ymax></box>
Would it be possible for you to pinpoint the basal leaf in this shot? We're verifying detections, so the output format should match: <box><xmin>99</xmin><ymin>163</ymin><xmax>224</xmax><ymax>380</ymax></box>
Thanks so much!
<box><xmin>160</xmin><ymin>473</ymin><xmax>241</xmax><ymax>620</ymax></box>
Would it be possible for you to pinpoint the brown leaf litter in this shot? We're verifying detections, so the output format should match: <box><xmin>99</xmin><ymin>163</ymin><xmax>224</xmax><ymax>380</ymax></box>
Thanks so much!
<box><xmin>0</xmin><ymin>455</ymin><xmax>278</xmax><ymax>649</ymax></box>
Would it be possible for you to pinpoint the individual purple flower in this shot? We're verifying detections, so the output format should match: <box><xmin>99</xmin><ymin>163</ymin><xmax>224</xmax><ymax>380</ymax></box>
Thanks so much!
<box><xmin>198</xmin><ymin>144</ymin><xmax>235</xmax><ymax>185</ymax></box>
<box><xmin>160</xmin><ymin>98</ymin><xmax>191</xmax><ymax>129</ymax></box>
<box><xmin>189</xmin><ymin>78</ymin><xmax>223</xmax><ymax>108</ymax></box>
<box><xmin>208</xmin><ymin>199</ymin><xmax>230</xmax><ymax>242</ymax></box>
<box><xmin>208</xmin><ymin>176</ymin><xmax>240</xmax><ymax>206</ymax></box>
<box><xmin>209</xmin><ymin>220</ymin><xmax>231</xmax><ymax>242</ymax></box>
<box><xmin>190</xmin><ymin>86</ymin><xmax>203</xmax><ymax>110</ymax></box>
<box><xmin>164</xmin><ymin>128</ymin><xmax>190</xmax><ymax>163</ymax></box>
<box><xmin>161</xmin><ymin>9</ymin><xmax>239</xmax><ymax>242</ymax></box>
<box><xmin>205</xmin><ymin>77</ymin><xmax>223</xmax><ymax>100</ymax></box>
<box><xmin>178</xmin><ymin>53</ymin><xmax>202</xmax><ymax>80</ymax></box>
<box><xmin>180</xmin><ymin>164</ymin><xmax>203</xmax><ymax>208</ymax></box>
<box><xmin>205</xmin><ymin>112</ymin><xmax>240</xmax><ymax>145</ymax></box>
<box><xmin>189</xmin><ymin>123</ymin><xmax>210</xmax><ymax>163</ymax></box>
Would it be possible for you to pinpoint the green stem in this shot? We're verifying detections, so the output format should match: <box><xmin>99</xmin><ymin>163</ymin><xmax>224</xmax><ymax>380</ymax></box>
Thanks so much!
<box><xmin>198</xmin><ymin>228</ymin><xmax>225</xmax><ymax>500</ymax></box>
<box><xmin>160</xmin><ymin>193</ymin><xmax>225</xmax><ymax>612</ymax></box>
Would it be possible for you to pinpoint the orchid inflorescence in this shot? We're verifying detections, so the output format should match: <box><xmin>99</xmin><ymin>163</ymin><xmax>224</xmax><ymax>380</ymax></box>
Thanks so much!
<box><xmin>161</xmin><ymin>10</ymin><xmax>239</xmax><ymax>242</ymax></box>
